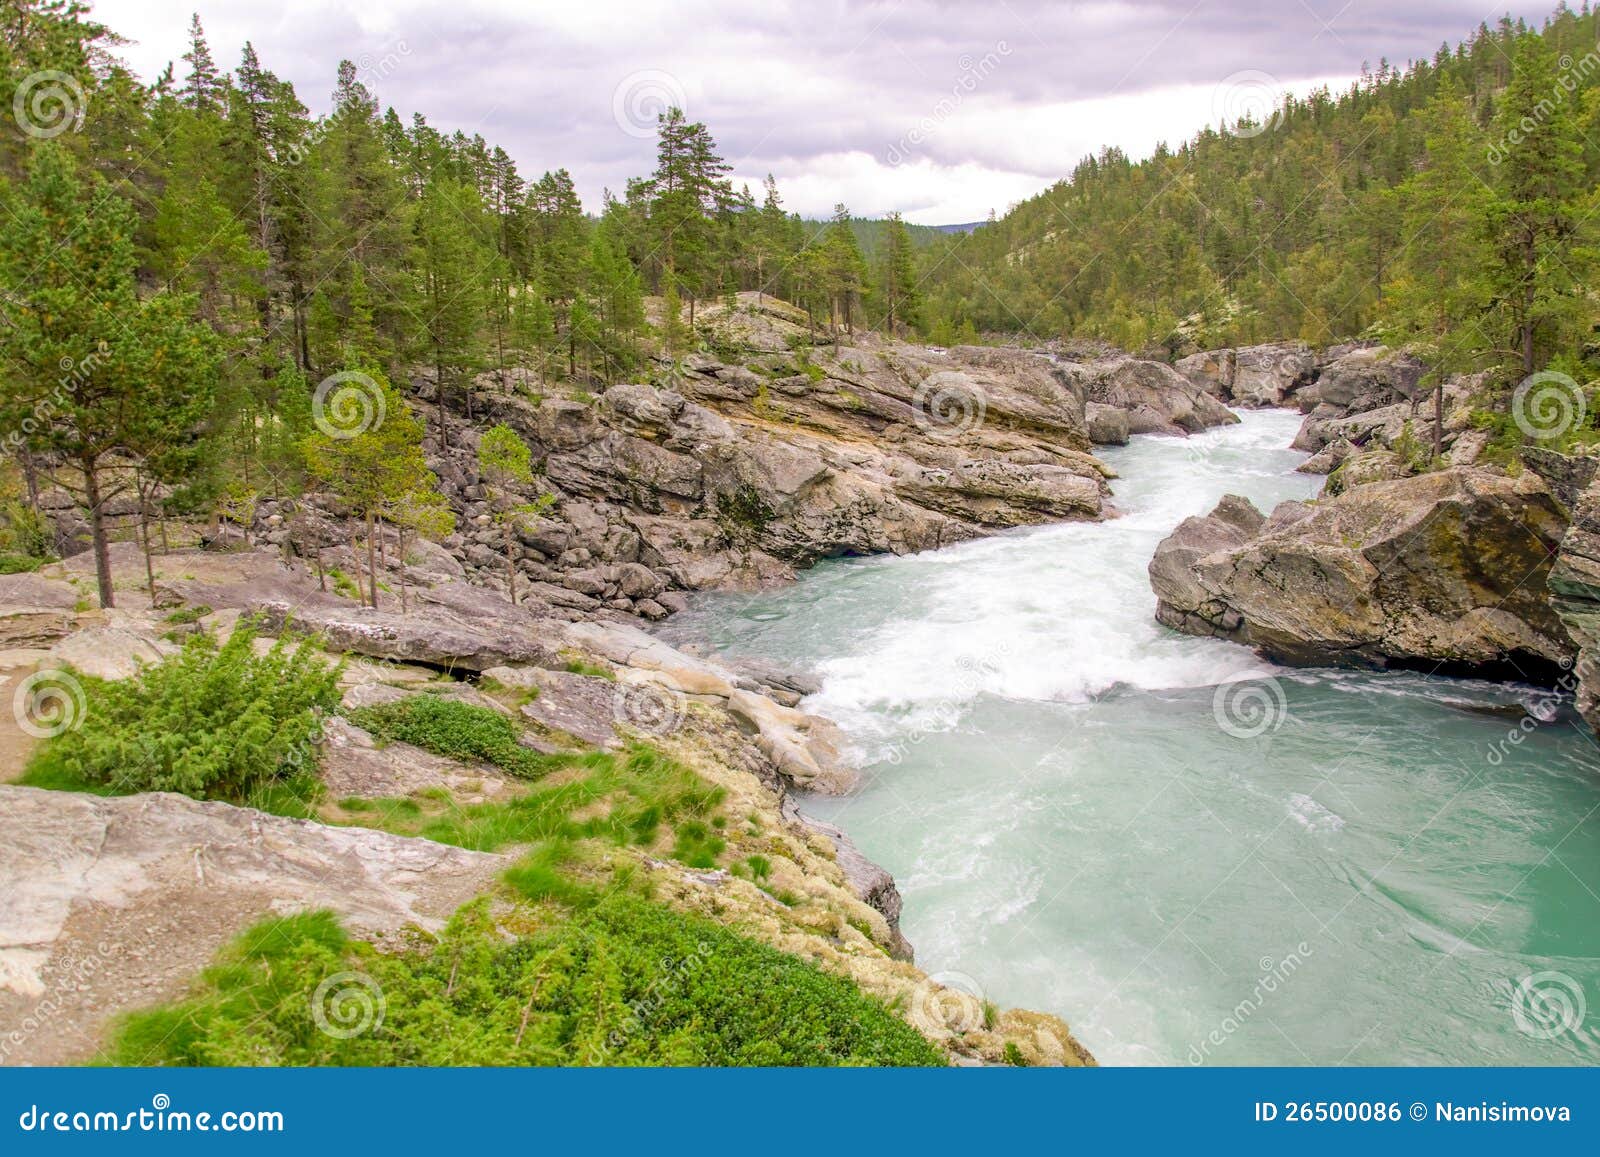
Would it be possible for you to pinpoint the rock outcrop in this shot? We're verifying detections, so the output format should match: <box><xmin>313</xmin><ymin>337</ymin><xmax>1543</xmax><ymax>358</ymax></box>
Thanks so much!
<box><xmin>1175</xmin><ymin>342</ymin><xmax>1316</xmax><ymax>407</ymax></box>
<box><xmin>1073</xmin><ymin>356</ymin><xmax>1238</xmax><ymax>435</ymax></box>
<box><xmin>1548</xmin><ymin>472</ymin><xmax>1600</xmax><ymax>730</ymax></box>
<box><xmin>0</xmin><ymin>786</ymin><xmax>505</xmax><ymax>1066</ymax></box>
<box><xmin>1150</xmin><ymin>468</ymin><xmax>1574</xmax><ymax>679</ymax></box>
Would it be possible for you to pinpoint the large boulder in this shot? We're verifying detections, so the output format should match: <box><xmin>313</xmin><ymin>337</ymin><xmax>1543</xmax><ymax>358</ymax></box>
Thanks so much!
<box><xmin>1230</xmin><ymin>343</ymin><xmax>1316</xmax><ymax>407</ymax></box>
<box><xmin>894</xmin><ymin>460</ymin><xmax>1104</xmax><ymax>525</ymax></box>
<box><xmin>0</xmin><ymin>573</ymin><xmax>80</xmax><ymax>649</ymax></box>
<box><xmin>1084</xmin><ymin>402</ymin><xmax>1130</xmax><ymax>445</ymax></box>
<box><xmin>1312</xmin><ymin>346</ymin><xmax>1427</xmax><ymax>415</ymax></box>
<box><xmin>1151</xmin><ymin>468</ymin><xmax>1574</xmax><ymax>678</ymax></box>
<box><xmin>1174</xmin><ymin>348</ymin><xmax>1235</xmax><ymax>398</ymax></box>
<box><xmin>1078</xmin><ymin>357</ymin><xmax>1238</xmax><ymax>435</ymax></box>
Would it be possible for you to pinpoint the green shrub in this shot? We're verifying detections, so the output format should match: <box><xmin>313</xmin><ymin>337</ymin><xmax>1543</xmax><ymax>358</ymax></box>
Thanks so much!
<box><xmin>36</xmin><ymin>622</ymin><xmax>341</xmax><ymax>803</ymax></box>
<box><xmin>105</xmin><ymin>894</ymin><xmax>946</xmax><ymax>1067</ymax></box>
<box><xmin>0</xmin><ymin>552</ymin><xmax>43</xmax><ymax>573</ymax></box>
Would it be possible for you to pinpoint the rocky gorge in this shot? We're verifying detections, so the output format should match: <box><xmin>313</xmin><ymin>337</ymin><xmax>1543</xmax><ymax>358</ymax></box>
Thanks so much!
<box><xmin>6</xmin><ymin>293</ymin><xmax>1600</xmax><ymax>1067</ymax></box>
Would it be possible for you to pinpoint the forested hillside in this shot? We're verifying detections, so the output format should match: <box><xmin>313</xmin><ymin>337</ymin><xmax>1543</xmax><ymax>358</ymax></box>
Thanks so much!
<box><xmin>3</xmin><ymin>1</ymin><xmax>1600</xmax><ymax>611</ymax></box>
<box><xmin>0</xmin><ymin>1</ymin><xmax>926</xmax><ymax>606</ymax></box>
<box><xmin>920</xmin><ymin>5</ymin><xmax>1600</xmax><ymax>382</ymax></box>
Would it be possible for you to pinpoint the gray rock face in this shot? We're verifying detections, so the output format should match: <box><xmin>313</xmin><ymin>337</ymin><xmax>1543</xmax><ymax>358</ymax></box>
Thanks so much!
<box><xmin>1084</xmin><ymin>402</ymin><xmax>1131</xmax><ymax>445</ymax></box>
<box><xmin>1313</xmin><ymin>346</ymin><xmax>1427</xmax><ymax>413</ymax></box>
<box><xmin>0</xmin><ymin>573</ymin><xmax>80</xmax><ymax>648</ymax></box>
<box><xmin>1230</xmin><ymin>343</ymin><xmax>1316</xmax><ymax>407</ymax></box>
<box><xmin>1075</xmin><ymin>356</ymin><xmax>1239</xmax><ymax>435</ymax></box>
<box><xmin>1548</xmin><ymin>477</ymin><xmax>1600</xmax><ymax>731</ymax></box>
<box><xmin>1174</xmin><ymin>348</ymin><xmax>1235</xmax><ymax>398</ymax></box>
<box><xmin>1151</xmin><ymin>468</ymin><xmax>1574</xmax><ymax>678</ymax></box>
<box><xmin>798</xmin><ymin>814</ymin><xmax>913</xmax><ymax>962</ymax></box>
<box><xmin>0</xmin><ymin>786</ymin><xmax>503</xmax><ymax>1065</ymax></box>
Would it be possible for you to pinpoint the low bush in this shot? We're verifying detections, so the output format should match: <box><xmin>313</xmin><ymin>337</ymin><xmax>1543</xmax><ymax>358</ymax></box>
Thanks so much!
<box><xmin>105</xmin><ymin>894</ymin><xmax>946</xmax><ymax>1067</ymax></box>
<box><xmin>30</xmin><ymin>621</ymin><xmax>341</xmax><ymax>803</ymax></box>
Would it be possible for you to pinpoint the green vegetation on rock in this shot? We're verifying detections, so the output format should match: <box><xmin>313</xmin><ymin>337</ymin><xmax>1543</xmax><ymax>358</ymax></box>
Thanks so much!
<box><xmin>104</xmin><ymin>894</ymin><xmax>946</xmax><ymax>1067</ymax></box>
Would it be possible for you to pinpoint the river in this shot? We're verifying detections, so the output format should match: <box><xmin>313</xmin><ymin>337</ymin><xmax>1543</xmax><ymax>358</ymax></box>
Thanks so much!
<box><xmin>659</xmin><ymin>409</ymin><xmax>1600</xmax><ymax>1065</ymax></box>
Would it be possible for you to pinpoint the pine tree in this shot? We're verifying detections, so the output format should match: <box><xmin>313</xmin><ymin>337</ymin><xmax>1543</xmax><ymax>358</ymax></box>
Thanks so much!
<box><xmin>300</xmin><ymin>368</ymin><xmax>433</xmax><ymax>608</ymax></box>
<box><xmin>822</xmin><ymin>205</ymin><xmax>868</xmax><ymax>341</ymax></box>
<box><xmin>1486</xmin><ymin>33</ymin><xmax>1587</xmax><ymax>377</ymax></box>
<box><xmin>476</xmin><ymin>423</ymin><xmax>535</xmax><ymax>604</ymax></box>
<box><xmin>1382</xmin><ymin>79</ymin><xmax>1493</xmax><ymax>454</ymax></box>
<box><xmin>0</xmin><ymin>146</ymin><xmax>221</xmax><ymax>608</ymax></box>
<box><xmin>416</xmin><ymin>176</ymin><xmax>489</xmax><ymax>442</ymax></box>
<box><xmin>876</xmin><ymin>211</ymin><xmax>922</xmax><ymax>336</ymax></box>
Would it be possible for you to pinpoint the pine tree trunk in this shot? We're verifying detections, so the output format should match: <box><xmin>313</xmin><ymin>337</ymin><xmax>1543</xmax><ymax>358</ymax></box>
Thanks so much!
<box><xmin>398</xmin><ymin>528</ymin><xmax>409</xmax><ymax>615</ymax></box>
<box><xmin>1433</xmin><ymin>382</ymin><xmax>1444</xmax><ymax>460</ymax></box>
<box><xmin>82</xmin><ymin>458</ymin><xmax>114</xmax><ymax>609</ymax></box>
<box><xmin>139</xmin><ymin>489</ymin><xmax>156</xmax><ymax>607</ymax></box>
<box><xmin>365</xmin><ymin>511</ymin><xmax>378</xmax><ymax>608</ymax></box>
<box><xmin>349</xmin><ymin>526</ymin><xmax>362</xmax><ymax>603</ymax></box>
<box><xmin>504</xmin><ymin>521</ymin><xmax>518</xmax><ymax>605</ymax></box>
<box><xmin>19</xmin><ymin>448</ymin><xmax>39</xmax><ymax>511</ymax></box>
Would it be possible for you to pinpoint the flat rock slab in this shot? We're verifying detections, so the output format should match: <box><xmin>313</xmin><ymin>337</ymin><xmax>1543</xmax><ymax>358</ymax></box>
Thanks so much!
<box><xmin>0</xmin><ymin>786</ymin><xmax>504</xmax><ymax>1066</ymax></box>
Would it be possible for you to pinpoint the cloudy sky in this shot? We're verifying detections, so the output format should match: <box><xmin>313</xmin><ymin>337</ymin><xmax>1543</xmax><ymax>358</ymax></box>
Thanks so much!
<box><xmin>90</xmin><ymin>0</ymin><xmax>1548</xmax><ymax>223</ymax></box>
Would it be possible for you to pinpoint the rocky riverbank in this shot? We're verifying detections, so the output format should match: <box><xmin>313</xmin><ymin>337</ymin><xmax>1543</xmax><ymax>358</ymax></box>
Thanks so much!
<box><xmin>0</xmin><ymin>538</ymin><xmax>1093</xmax><ymax>1066</ymax></box>
<box><xmin>1150</xmin><ymin>339</ymin><xmax>1600</xmax><ymax>718</ymax></box>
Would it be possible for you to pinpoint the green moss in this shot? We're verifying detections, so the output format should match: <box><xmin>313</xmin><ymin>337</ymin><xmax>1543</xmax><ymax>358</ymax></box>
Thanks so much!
<box><xmin>348</xmin><ymin>696</ymin><xmax>565</xmax><ymax>780</ymax></box>
<box><xmin>715</xmin><ymin>484</ymin><xmax>774</xmax><ymax>542</ymax></box>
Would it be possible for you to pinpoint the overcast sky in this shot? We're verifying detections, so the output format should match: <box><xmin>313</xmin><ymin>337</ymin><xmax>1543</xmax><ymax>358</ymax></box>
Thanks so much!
<box><xmin>89</xmin><ymin>1</ymin><xmax>1549</xmax><ymax>223</ymax></box>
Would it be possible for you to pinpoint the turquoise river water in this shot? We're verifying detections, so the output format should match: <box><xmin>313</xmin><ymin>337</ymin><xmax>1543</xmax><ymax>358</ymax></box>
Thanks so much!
<box><xmin>659</xmin><ymin>409</ymin><xmax>1600</xmax><ymax>1065</ymax></box>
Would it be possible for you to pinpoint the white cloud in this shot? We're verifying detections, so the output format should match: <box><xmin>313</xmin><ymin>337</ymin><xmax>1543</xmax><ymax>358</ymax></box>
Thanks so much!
<box><xmin>86</xmin><ymin>0</ymin><xmax>1548</xmax><ymax>221</ymax></box>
